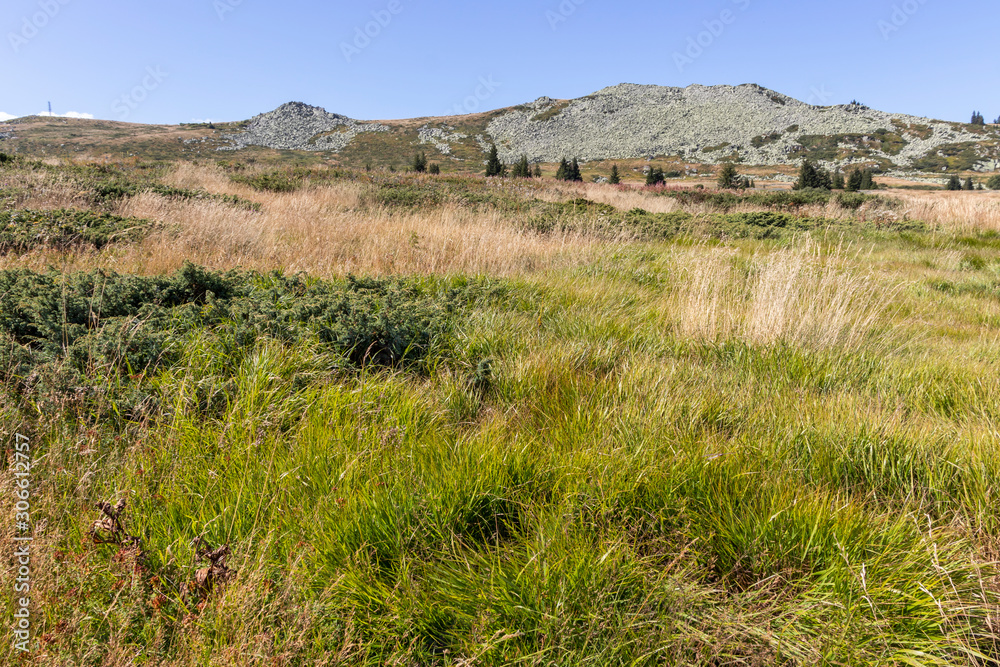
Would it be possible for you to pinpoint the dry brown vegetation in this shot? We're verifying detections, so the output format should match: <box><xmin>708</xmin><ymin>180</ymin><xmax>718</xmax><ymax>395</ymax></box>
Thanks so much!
<box><xmin>6</xmin><ymin>158</ymin><xmax>1000</xmax><ymax>665</ymax></box>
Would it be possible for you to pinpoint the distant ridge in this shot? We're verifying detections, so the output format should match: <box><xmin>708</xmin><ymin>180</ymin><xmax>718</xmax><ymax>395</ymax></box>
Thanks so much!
<box><xmin>221</xmin><ymin>83</ymin><xmax>1000</xmax><ymax>171</ymax></box>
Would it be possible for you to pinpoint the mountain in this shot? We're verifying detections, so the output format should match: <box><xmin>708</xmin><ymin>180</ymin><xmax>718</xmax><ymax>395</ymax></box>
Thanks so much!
<box><xmin>224</xmin><ymin>84</ymin><xmax>999</xmax><ymax>172</ymax></box>
<box><xmin>3</xmin><ymin>84</ymin><xmax>999</xmax><ymax>172</ymax></box>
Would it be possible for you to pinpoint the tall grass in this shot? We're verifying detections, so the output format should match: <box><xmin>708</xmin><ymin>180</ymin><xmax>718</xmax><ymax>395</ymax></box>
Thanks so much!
<box><xmin>5</xmin><ymin>159</ymin><xmax>1000</xmax><ymax>665</ymax></box>
<box><xmin>669</xmin><ymin>242</ymin><xmax>899</xmax><ymax>350</ymax></box>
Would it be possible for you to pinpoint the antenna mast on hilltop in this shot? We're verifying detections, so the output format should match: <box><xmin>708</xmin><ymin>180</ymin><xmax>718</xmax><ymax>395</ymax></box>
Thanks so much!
<box><xmin>48</xmin><ymin>102</ymin><xmax>52</xmax><ymax>115</ymax></box>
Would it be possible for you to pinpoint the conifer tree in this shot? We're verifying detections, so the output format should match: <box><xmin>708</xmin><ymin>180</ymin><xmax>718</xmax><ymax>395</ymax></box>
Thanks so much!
<box><xmin>859</xmin><ymin>169</ymin><xmax>876</xmax><ymax>190</ymax></box>
<box><xmin>645</xmin><ymin>167</ymin><xmax>665</xmax><ymax>186</ymax></box>
<box><xmin>485</xmin><ymin>145</ymin><xmax>506</xmax><ymax>177</ymax></box>
<box><xmin>555</xmin><ymin>158</ymin><xmax>569</xmax><ymax>181</ymax></box>
<box><xmin>964</xmin><ymin>177</ymin><xmax>975</xmax><ymax>191</ymax></box>
<box><xmin>569</xmin><ymin>158</ymin><xmax>582</xmax><ymax>182</ymax></box>
<box><xmin>831</xmin><ymin>169</ymin><xmax>845</xmax><ymax>190</ymax></box>
<box><xmin>412</xmin><ymin>152</ymin><xmax>427</xmax><ymax>173</ymax></box>
<box><xmin>716</xmin><ymin>162</ymin><xmax>739</xmax><ymax>189</ymax></box>
<box><xmin>428</xmin><ymin>163</ymin><xmax>440</xmax><ymax>175</ymax></box>
<box><xmin>533</xmin><ymin>164</ymin><xmax>543</xmax><ymax>178</ymax></box>
<box><xmin>846</xmin><ymin>168</ymin><xmax>863</xmax><ymax>192</ymax></box>
<box><xmin>609</xmin><ymin>165</ymin><xmax>621</xmax><ymax>185</ymax></box>
<box><xmin>988</xmin><ymin>175</ymin><xmax>1000</xmax><ymax>190</ymax></box>
<box><xmin>946</xmin><ymin>175</ymin><xmax>963</xmax><ymax>191</ymax></box>
<box><xmin>512</xmin><ymin>154</ymin><xmax>531</xmax><ymax>178</ymax></box>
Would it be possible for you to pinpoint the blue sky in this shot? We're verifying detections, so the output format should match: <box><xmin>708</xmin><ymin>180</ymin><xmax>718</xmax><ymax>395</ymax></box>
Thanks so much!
<box><xmin>1</xmin><ymin>0</ymin><xmax>997</xmax><ymax>124</ymax></box>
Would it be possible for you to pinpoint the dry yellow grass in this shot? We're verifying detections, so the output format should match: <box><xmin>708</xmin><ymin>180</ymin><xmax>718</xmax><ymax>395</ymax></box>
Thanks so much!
<box><xmin>667</xmin><ymin>242</ymin><xmax>898</xmax><ymax>350</ymax></box>
<box><xmin>0</xmin><ymin>188</ymin><xmax>596</xmax><ymax>278</ymax></box>
<box><xmin>892</xmin><ymin>190</ymin><xmax>1000</xmax><ymax>232</ymax></box>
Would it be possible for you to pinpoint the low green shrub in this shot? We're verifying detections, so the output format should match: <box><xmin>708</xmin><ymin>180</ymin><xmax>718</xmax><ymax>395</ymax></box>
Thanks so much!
<box><xmin>0</xmin><ymin>264</ymin><xmax>491</xmax><ymax>420</ymax></box>
<box><xmin>0</xmin><ymin>208</ymin><xmax>154</xmax><ymax>252</ymax></box>
<box><xmin>91</xmin><ymin>181</ymin><xmax>261</xmax><ymax>211</ymax></box>
<box><xmin>231</xmin><ymin>171</ymin><xmax>303</xmax><ymax>193</ymax></box>
<box><xmin>365</xmin><ymin>183</ymin><xmax>445</xmax><ymax>209</ymax></box>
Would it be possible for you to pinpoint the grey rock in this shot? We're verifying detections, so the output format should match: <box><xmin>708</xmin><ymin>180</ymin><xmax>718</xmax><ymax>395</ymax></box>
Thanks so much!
<box><xmin>222</xmin><ymin>101</ymin><xmax>388</xmax><ymax>152</ymax></box>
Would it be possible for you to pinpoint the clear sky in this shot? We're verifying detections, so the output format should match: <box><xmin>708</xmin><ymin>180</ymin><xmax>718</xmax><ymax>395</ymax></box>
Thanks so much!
<box><xmin>1</xmin><ymin>0</ymin><xmax>997</xmax><ymax>125</ymax></box>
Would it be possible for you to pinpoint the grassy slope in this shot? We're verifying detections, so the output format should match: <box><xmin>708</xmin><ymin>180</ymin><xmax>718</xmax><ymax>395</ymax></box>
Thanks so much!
<box><xmin>3</xmin><ymin>160</ymin><xmax>1000</xmax><ymax>665</ymax></box>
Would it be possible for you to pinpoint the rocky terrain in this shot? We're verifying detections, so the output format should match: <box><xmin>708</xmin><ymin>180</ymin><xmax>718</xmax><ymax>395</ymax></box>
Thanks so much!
<box><xmin>218</xmin><ymin>84</ymin><xmax>1000</xmax><ymax>172</ymax></box>
<box><xmin>222</xmin><ymin>101</ymin><xmax>390</xmax><ymax>152</ymax></box>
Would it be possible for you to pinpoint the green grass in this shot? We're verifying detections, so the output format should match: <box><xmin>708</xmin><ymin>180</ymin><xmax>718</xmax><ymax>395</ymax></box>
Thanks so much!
<box><xmin>5</xmin><ymin>160</ymin><xmax>1000</xmax><ymax>665</ymax></box>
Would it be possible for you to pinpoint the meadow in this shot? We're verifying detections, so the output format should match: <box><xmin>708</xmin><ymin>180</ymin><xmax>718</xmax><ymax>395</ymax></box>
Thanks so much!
<box><xmin>4</xmin><ymin>156</ymin><xmax>1000</xmax><ymax>665</ymax></box>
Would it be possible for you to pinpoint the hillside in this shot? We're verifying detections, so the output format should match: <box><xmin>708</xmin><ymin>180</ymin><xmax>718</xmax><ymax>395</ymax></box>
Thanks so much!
<box><xmin>4</xmin><ymin>156</ymin><xmax>1000</xmax><ymax>664</ymax></box>
<box><xmin>3</xmin><ymin>83</ymin><xmax>1000</xmax><ymax>173</ymax></box>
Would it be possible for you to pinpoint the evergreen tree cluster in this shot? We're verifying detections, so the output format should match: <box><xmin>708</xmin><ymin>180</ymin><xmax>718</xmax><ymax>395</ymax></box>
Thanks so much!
<box><xmin>556</xmin><ymin>158</ymin><xmax>583</xmax><ymax>182</ymax></box>
<box><xmin>511</xmin><ymin>155</ymin><xmax>532</xmax><ymax>178</ymax></box>
<box><xmin>412</xmin><ymin>152</ymin><xmax>428</xmax><ymax>173</ymax></box>
<box><xmin>716</xmin><ymin>162</ymin><xmax>754</xmax><ymax>190</ymax></box>
<box><xmin>971</xmin><ymin>111</ymin><xmax>986</xmax><ymax>126</ymax></box>
<box><xmin>645</xmin><ymin>166</ymin><xmax>665</xmax><ymax>186</ymax></box>
<box><xmin>845</xmin><ymin>168</ymin><xmax>878</xmax><ymax>192</ymax></box>
<box><xmin>943</xmin><ymin>176</ymin><xmax>980</xmax><ymax>191</ymax></box>
<box><xmin>793</xmin><ymin>161</ymin><xmax>833</xmax><ymax>190</ymax></box>
<box><xmin>794</xmin><ymin>161</ymin><xmax>878</xmax><ymax>191</ymax></box>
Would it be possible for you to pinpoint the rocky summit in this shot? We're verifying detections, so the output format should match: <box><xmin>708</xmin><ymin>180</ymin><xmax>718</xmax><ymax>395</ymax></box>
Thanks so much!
<box><xmin>222</xmin><ymin>101</ymin><xmax>390</xmax><ymax>152</ymax></box>
<box><xmin>217</xmin><ymin>84</ymin><xmax>1000</xmax><ymax>172</ymax></box>
<box><xmin>484</xmin><ymin>84</ymin><xmax>995</xmax><ymax>169</ymax></box>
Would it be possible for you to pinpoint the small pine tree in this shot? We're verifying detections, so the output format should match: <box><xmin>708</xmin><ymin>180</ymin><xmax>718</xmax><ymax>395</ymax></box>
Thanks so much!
<box><xmin>794</xmin><ymin>160</ymin><xmax>831</xmax><ymax>190</ymax></box>
<box><xmin>569</xmin><ymin>158</ymin><xmax>582</xmax><ymax>182</ymax></box>
<box><xmin>511</xmin><ymin>155</ymin><xmax>531</xmax><ymax>178</ymax></box>
<box><xmin>485</xmin><ymin>145</ymin><xmax>506</xmax><ymax>177</ymax></box>
<box><xmin>429</xmin><ymin>163</ymin><xmax>440</xmax><ymax>175</ymax></box>
<box><xmin>412</xmin><ymin>152</ymin><xmax>427</xmax><ymax>173</ymax></box>
<box><xmin>645</xmin><ymin>167</ymin><xmax>665</xmax><ymax>186</ymax></box>
<box><xmin>555</xmin><ymin>158</ymin><xmax>569</xmax><ymax>181</ymax></box>
<box><xmin>988</xmin><ymin>175</ymin><xmax>1000</xmax><ymax>190</ymax></box>
<box><xmin>946</xmin><ymin>175</ymin><xmax>963</xmax><ymax>191</ymax></box>
<box><xmin>609</xmin><ymin>165</ymin><xmax>621</xmax><ymax>185</ymax></box>
<box><xmin>964</xmin><ymin>177</ymin><xmax>975</xmax><ymax>191</ymax></box>
<box><xmin>859</xmin><ymin>169</ymin><xmax>876</xmax><ymax>190</ymax></box>
<box><xmin>971</xmin><ymin>111</ymin><xmax>986</xmax><ymax>126</ymax></box>
<box><xmin>533</xmin><ymin>164</ymin><xmax>542</xmax><ymax>178</ymax></box>
<box><xmin>717</xmin><ymin>162</ymin><xmax>739</xmax><ymax>189</ymax></box>
<box><xmin>831</xmin><ymin>169</ymin><xmax>845</xmax><ymax>190</ymax></box>
<box><xmin>846</xmin><ymin>168</ymin><xmax>863</xmax><ymax>192</ymax></box>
